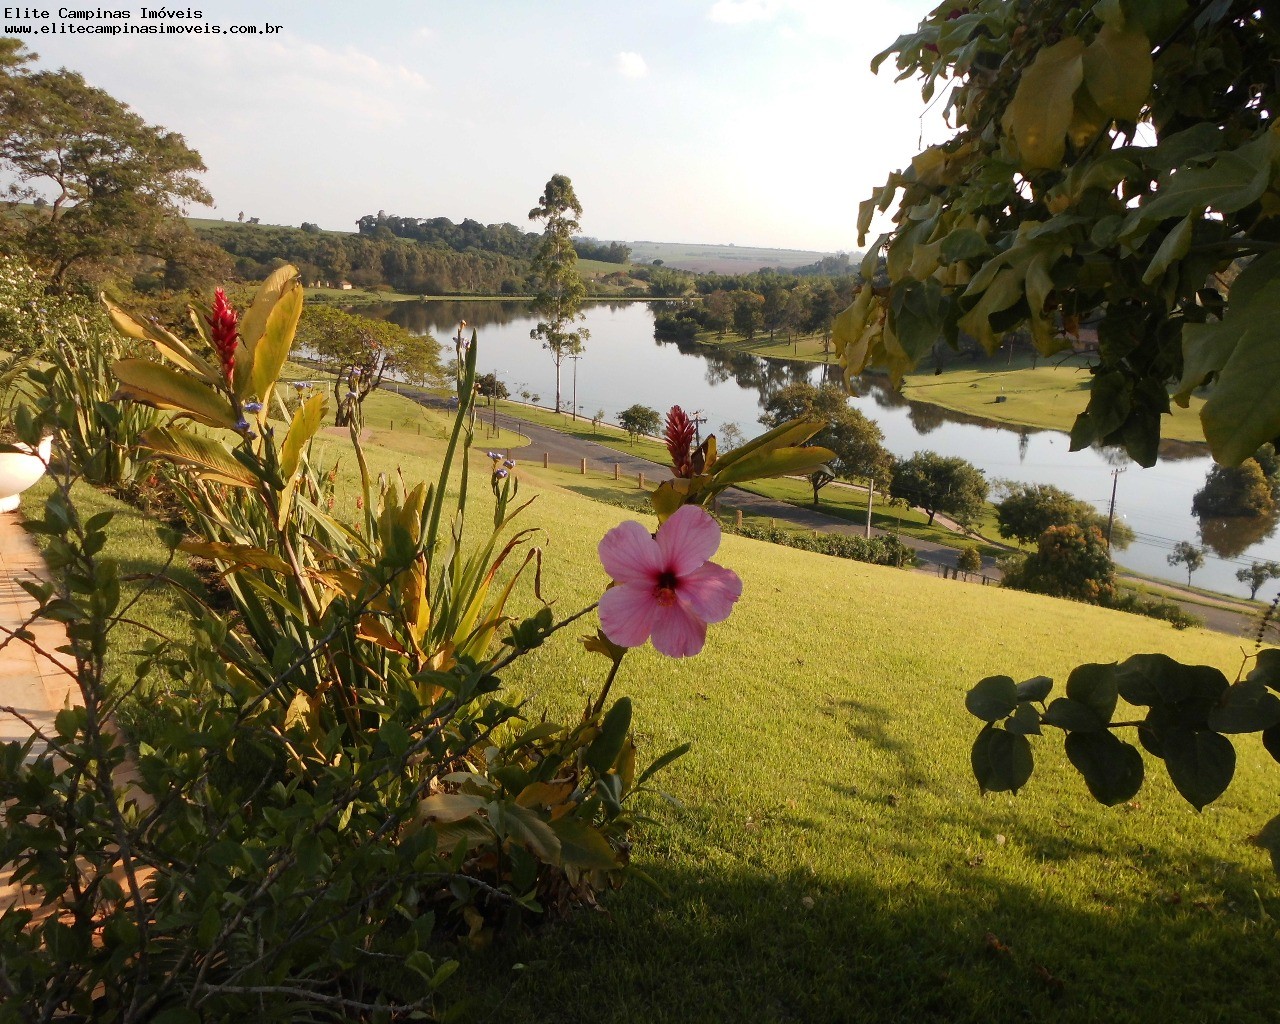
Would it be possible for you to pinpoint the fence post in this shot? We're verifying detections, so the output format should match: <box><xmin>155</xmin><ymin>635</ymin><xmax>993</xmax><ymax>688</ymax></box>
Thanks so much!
<box><xmin>580</xmin><ymin>457</ymin><xmax>587</xmax><ymax>474</ymax></box>
<box><xmin>735</xmin><ymin>510</ymin><xmax>743</xmax><ymax>529</ymax></box>
<box><xmin>638</xmin><ymin>472</ymin><xmax>645</xmax><ymax>488</ymax></box>
<box><xmin>614</xmin><ymin>463</ymin><xmax>620</xmax><ymax>480</ymax></box>
<box><xmin>543</xmin><ymin>452</ymin><xmax>549</xmax><ymax>469</ymax></box>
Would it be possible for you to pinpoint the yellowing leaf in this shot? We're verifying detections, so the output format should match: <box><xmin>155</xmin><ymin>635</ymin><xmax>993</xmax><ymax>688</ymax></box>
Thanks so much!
<box><xmin>250</xmin><ymin>276</ymin><xmax>303</xmax><ymax>401</ymax></box>
<box><xmin>280</xmin><ymin>391</ymin><xmax>328</xmax><ymax>480</ymax></box>
<box><xmin>1082</xmin><ymin>24</ymin><xmax>1152</xmax><ymax>120</ymax></box>
<box><xmin>139</xmin><ymin>425</ymin><xmax>257</xmax><ymax>487</ymax></box>
<box><xmin>113</xmin><ymin>359</ymin><xmax>238</xmax><ymax>429</ymax></box>
<box><xmin>178</xmin><ymin>540</ymin><xmax>290</xmax><ymax>574</ymax></box>
<box><xmin>356</xmin><ymin>615</ymin><xmax>407</xmax><ymax>654</ymax></box>
<box><xmin>1201</xmin><ymin>316</ymin><xmax>1280</xmax><ymax>465</ymax></box>
<box><xmin>1006</xmin><ymin>36</ymin><xmax>1085</xmax><ymax>169</ymax></box>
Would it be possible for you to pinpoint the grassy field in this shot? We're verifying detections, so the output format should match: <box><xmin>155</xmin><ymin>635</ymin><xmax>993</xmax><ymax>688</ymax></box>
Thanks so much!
<box><xmin>41</xmin><ymin>390</ymin><xmax>1280</xmax><ymax>1022</ymax></box>
<box><xmin>628</xmin><ymin>241</ymin><xmax>835</xmax><ymax>274</ymax></box>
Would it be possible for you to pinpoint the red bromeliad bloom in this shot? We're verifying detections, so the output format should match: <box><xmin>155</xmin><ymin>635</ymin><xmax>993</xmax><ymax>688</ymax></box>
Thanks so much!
<box><xmin>664</xmin><ymin>405</ymin><xmax>696</xmax><ymax>477</ymax></box>
<box><xmin>207</xmin><ymin>288</ymin><xmax>239</xmax><ymax>385</ymax></box>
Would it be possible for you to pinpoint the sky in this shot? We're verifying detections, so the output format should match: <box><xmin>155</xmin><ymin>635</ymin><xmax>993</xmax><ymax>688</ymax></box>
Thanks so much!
<box><xmin>8</xmin><ymin>0</ymin><xmax>949</xmax><ymax>252</ymax></box>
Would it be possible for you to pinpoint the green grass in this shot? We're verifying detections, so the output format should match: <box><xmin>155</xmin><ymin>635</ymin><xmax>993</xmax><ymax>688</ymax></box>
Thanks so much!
<box><xmin>490</xmin><ymin>399</ymin><xmax>672</xmax><ymax>463</ymax></box>
<box><xmin>43</xmin><ymin>389</ymin><xmax>1280</xmax><ymax>1022</ymax></box>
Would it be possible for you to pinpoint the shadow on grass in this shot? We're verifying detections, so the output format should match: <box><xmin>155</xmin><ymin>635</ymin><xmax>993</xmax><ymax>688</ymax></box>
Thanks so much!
<box><xmin>452</xmin><ymin>846</ymin><xmax>1278</xmax><ymax>1024</ymax></box>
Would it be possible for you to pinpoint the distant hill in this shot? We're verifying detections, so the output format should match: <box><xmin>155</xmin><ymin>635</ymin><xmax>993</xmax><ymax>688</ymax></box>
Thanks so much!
<box><xmin>627</xmin><ymin>240</ymin><xmax>840</xmax><ymax>275</ymax></box>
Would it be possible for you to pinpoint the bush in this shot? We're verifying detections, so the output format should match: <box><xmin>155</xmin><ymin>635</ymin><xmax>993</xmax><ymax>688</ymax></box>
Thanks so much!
<box><xmin>1002</xmin><ymin>523</ymin><xmax>1115</xmax><ymax>604</ymax></box>
<box><xmin>956</xmin><ymin>545</ymin><xmax>983</xmax><ymax>574</ymax></box>
<box><xmin>724</xmin><ymin>520</ymin><xmax>917</xmax><ymax>568</ymax></box>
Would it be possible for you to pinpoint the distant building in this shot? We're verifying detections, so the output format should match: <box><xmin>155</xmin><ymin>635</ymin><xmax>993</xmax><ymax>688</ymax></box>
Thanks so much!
<box><xmin>337</xmin><ymin>280</ymin><xmax>354</xmax><ymax>291</ymax></box>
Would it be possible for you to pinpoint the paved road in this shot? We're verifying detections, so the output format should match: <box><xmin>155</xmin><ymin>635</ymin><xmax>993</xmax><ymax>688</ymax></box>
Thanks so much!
<box><xmin>398</xmin><ymin>388</ymin><xmax>1260</xmax><ymax>639</ymax></box>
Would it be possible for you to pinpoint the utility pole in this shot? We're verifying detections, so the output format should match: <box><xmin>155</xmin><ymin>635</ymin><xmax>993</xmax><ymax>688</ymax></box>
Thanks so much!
<box><xmin>865</xmin><ymin>477</ymin><xmax>874</xmax><ymax>539</ymax></box>
<box><xmin>492</xmin><ymin>368</ymin><xmax>500</xmax><ymax>436</ymax></box>
<box><xmin>1105</xmin><ymin>467</ymin><xmax>1126</xmax><ymax>549</ymax></box>
<box><xmin>690</xmin><ymin>410</ymin><xmax>708</xmax><ymax>445</ymax></box>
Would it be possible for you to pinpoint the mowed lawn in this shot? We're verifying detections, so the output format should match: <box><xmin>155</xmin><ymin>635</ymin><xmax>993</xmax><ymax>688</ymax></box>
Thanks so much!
<box><xmin>43</xmin><ymin>391</ymin><xmax>1278</xmax><ymax>1023</ymax></box>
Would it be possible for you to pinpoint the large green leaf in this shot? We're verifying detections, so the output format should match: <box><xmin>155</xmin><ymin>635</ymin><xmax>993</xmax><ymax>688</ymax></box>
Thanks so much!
<box><xmin>549</xmin><ymin>817</ymin><xmax>621</xmax><ymax>870</ymax></box>
<box><xmin>1064</xmin><ymin>662</ymin><xmax>1118</xmax><ymax>725</ymax></box>
<box><xmin>1201</xmin><ymin>317</ymin><xmax>1280</xmax><ymax>465</ymax></box>
<box><xmin>237</xmin><ymin>264</ymin><xmax>300</xmax><ymax>399</ymax></box>
<box><xmin>711</xmin><ymin>445</ymin><xmax>836</xmax><ymax>487</ymax></box>
<box><xmin>711</xmin><ymin>416</ymin><xmax>824</xmax><ymax>473</ymax></box>
<box><xmin>1005</xmin><ymin>36</ymin><xmax>1085</xmax><ymax>169</ymax></box>
<box><xmin>1081</xmin><ymin>24</ymin><xmax>1152</xmax><ymax>120</ymax></box>
<box><xmin>965</xmin><ymin>675</ymin><xmax>1018</xmax><ymax>722</ymax></box>
<box><xmin>102</xmin><ymin>297</ymin><xmax>219</xmax><ymax>382</ymax></box>
<box><xmin>1065</xmin><ymin>730</ymin><xmax>1144</xmax><ymax>805</ymax></box>
<box><xmin>1162</xmin><ymin>727</ymin><xmax>1235</xmax><ymax>810</ymax></box>
<box><xmin>1206</xmin><ymin>681</ymin><xmax>1280</xmax><ymax>734</ymax></box>
<box><xmin>250</xmin><ymin>276</ymin><xmax>303</xmax><ymax>402</ymax></box>
<box><xmin>113</xmin><ymin>359</ymin><xmax>238</xmax><ymax>429</ymax></box>
<box><xmin>1141</xmin><ymin>213</ymin><xmax>1194</xmax><ymax>285</ymax></box>
<box><xmin>585</xmin><ymin>697</ymin><xmax>633</xmax><ymax>775</ymax></box>
<box><xmin>280</xmin><ymin>391</ymin><xmax>328</xmax><ymax>480</ymax></box>
<box><xmin>499</xmin><ymin>802</ymin><xmax>561</xmax><ymax>863</ymax></box>
<box><xmin>970</xmin><ymin>724</ymin><xmax>1034</xmax><ymax>795</ymax></box>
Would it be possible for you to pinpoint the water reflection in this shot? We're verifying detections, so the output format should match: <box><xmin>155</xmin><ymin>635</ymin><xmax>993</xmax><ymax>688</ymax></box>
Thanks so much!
<box><xmin>1198</xmin><ymin>513</ymin><xmax>1280</xmax><ymax>560</ymax></box>
<box><xmin>354</xmin><ymin>298</ymin><xmax>1280</xmax><ymax>596</ymax></box>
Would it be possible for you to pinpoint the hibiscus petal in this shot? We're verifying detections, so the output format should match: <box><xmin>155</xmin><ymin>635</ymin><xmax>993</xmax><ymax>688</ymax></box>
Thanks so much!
<box><xmin>599</xmin><ymin>581</ymin><xmax>661</xmax><ymax>648</ymax></box>
<box><xmin>598</xmin><ymin>520</ymin><xmax>662</xmax><ymax>584</ymax></box>
<box><xmin>656</xmin><ymin>504</ymin><xmax>721</xmax><ymax>577</ymax></box>
<box><xmin>679</xmin><ymin>561</ymin><xmax>742</xmax><ymax>624</ymax></box>
<box><xmin>650</xmin><ymin>599</ymin><xmax>708</xmax><ymax>658</ymax></box>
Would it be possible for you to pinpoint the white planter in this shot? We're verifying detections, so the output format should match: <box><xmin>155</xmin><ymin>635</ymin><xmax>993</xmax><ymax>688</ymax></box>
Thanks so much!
<box><xmin>0</xmin><ymin>436</ymin><xmax>51</xmax><ymax>513</ymax></box>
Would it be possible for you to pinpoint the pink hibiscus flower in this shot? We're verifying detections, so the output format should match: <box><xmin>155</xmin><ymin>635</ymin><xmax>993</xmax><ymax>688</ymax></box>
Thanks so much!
<box><xmin>598</xmin><ymin>504</ymin><xmax>743</xmax><ymax>658</ymax></box>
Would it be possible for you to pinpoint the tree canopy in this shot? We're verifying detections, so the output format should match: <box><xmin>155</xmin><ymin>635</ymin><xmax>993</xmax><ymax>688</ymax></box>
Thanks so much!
<box><xmin>996</xmin><ymin>480</ymin><xmax>1134</xmax><ymax>549</ymax></box>
<box><xmin>0</xmin><ymin>40</ymin><xmax>213</xmax><ymax>291</ymax></box>
<box><xmin>838</xmin><ymin>1</ymin><xmax>1280</xmax><ymax>468</ymax></box>
<box><xmin>295</xmin><ymin>306</ymin><xmax>439</xmax><ymax>427</ymax></box>
<box><xmin>762</xmin><ymin>382</ymin><xmax>894</xmax><ymax>505</ymax></box>
<box><xmin>889</xmin><ymin>450</ymin><xmax>988</xmax><ymax>527</ymax></box>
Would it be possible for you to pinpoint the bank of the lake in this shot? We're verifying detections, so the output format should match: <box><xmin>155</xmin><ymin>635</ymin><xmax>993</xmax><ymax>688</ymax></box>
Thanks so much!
<box><xmin>356</xmin><ymin>298</ymin><xmax>1280</xmax><ymax>599</ymax></box>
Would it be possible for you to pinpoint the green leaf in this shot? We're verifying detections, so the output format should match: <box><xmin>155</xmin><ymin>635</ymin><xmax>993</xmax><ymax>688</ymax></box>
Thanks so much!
<box><xmin>710</xmin><ymin>416</ymin><xmax>824</xmax><ymax>473</ymax></box>
<box><xmin>139</xmin><ymin>425</ymin><xmax>259</xmax><ymax>488</ymax></box>
<box><xmin>1249</xmin><ymin>648</ymin><xmax>1280</xmax><ymax>692</ymax></box>
<box><xmin>549</xmin><ymin>817</ymin><xmax>621</xmax><ymax>870</ymax></box>
<box><xmin>1043</xmin><ymin>696</ymin><xmax>1108</xmax><ymax>732</ymax></box>
<box><xmin>1141</xmin><ymin>213</ymin><xmax>1195</xmax><ymax>284</ymax></box>
<box><xmin>250</xmin><ymin>276</ymin><xmax>303</xmax><ymax>402</ymax></box>
<box><xmin>711</xmin><ymin>445</ymin><xmax>836</xmax><ymax>487</ymax></box>
<box><xmin>1081</xmin><ymin>24</ymin><xmax>1152</xmax><ymax>120</ymax></box>
<box><xmin>1065</xmin><ymin>662</ymin><xmax>1118</xmax><ymax>725</ymax></box>
<box><xmin>236</xmin><ymin>264</ymin><xmax>298</xmax><ymax>395</ymax></box>
<box><xmin>1006</xmin><ymin>702</ymin><xmax>1043</xmax><ymax>736</ymax></box>
<box><xmin>939</xmin><ymin>227</ymin><xmax>990</xmax><ymax>264</ymax></box>
<box><xmin>1206</xmin><ymin>681</ymin><xmax>1280</xmax><ymax>734</ymax></box>
<box><xmin>586</xmin><ymin>697</ymin><xmax>632</xmax><ymax>775</ymax></box>
<box><xmin>1065</xmin><ymin>730</ymin><xmax>1144</xmax><ymax>805</ymax></box>
<box><xmin>970</xmin><ymin>724</ymin><xmax>1034</xmax><ymax>795</ymax></box>
<box><xmin>1162</xmin><ymin>728</ymin><xmax>1235</xmax><ymax>810</ymax></box>
<box><xmin>500</xmin><ymin>802</ymin><xmax>561</xmax><ymax>863</ymax></box>
<box><xmin>280</xmin><ymin>391</ymin><xmax>328</xmax><ymax>480</ymax></box>
<box><xmin>1016</xmin><ymin>675</ymin><xmax>1053</xmax><ymax>703</ymax></box>
<box><xmin>965</xmin><ymin>675</ymin><xmax>1018</xmax><ymax>722</ymax></box>
<box><xmin>1005</xmin><ymin>36</ymin><xmax>1085</xmax><ymax>169</ymax></box>
<box><xmin>112</xmin><ymin>359</ymin><xmax>238</xmax><ymax>429</ymax></box>
<box><xmin>1262</xmin><ymin>724</ymin><xmax>1280</xmax><ymax>765</ymax></box>
<box><xmin>1202</xmin><ymin>315</ymin><xmax>1280</xmax><ymax>465</ymax></box>
<box><xmin>635</xmin><ymin>741</ymin><xmax>691</xmax><ymax>788</ymax></box>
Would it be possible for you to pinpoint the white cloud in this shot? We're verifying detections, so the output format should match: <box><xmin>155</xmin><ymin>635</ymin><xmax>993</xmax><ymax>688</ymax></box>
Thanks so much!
<box><xmin>707</xmin><ymin>0</ymin><xmax>781</xmax><ymax>24</ymax></box>
<box><xmin>614</xmin><ymin>51</ymin><xmax>649</xmax><ymax>79</ymax></box>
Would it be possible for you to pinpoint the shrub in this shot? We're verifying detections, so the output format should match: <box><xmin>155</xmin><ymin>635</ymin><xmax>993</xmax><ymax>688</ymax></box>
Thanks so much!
<box><xmin>956</xmin><ymin>545</ymin><xmax>982</xmax><ymax>574</ymax></box>
<box><xmin>1002</xmin><ymin>523</ymin><xmax>1115</xmax><ymax>604</ymax></box>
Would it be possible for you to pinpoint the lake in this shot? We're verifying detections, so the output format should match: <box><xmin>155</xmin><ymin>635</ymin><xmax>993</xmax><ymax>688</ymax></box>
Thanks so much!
<box><xmin>361</xmin><ymin>298</ymin><xmax>1280</xmax><ymax>600</ymax></box>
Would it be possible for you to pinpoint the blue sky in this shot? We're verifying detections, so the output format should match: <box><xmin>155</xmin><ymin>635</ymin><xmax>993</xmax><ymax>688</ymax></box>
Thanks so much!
<box><xmin>12</xmin><ymin>0</ymin><xmax>945</xmax><ymax>251</ymax></box>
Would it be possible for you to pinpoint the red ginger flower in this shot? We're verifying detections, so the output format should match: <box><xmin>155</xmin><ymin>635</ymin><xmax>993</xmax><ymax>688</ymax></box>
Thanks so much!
<box><xmin>664</xmin><ymin>405</ymin><xmax>696</xmax><ymax>477</ymax></box>
<box><xmin>206</xmin><ymin>288</ymin><xmax>239</xmax><ymax>385</ymax></box>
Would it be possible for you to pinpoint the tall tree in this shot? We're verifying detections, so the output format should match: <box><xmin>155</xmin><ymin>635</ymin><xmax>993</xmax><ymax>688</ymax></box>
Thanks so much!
<box><xmin>0</xmin><ymin>41</ymin><xmax>213</xmax><ymax>291</ymax></box>
<box><xmin>1167</xmin><ymin>541</ymin><xmax>1207</xmax><ymax>587</ymax></box>
<box><xmin>528</xmin><ymin>174</ymin><xmax>588</xmax><ymax>413</ymax></box>
<box><xmin>996</xmin><ymin>481</ymin><xmax>1134</xmax><ymax>549</ymax></box>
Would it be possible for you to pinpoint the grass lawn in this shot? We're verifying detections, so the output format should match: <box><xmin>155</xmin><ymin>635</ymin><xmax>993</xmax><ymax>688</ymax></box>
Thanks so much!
<box><xmin>50</xmin><ymin>389</ymin><xmax>1280</xmax><ymax>1022</ymax></box>
<box><xmin>489</xmin><ymin>398</ymin><xmax>671</xmax><ymax>463</ymax></box>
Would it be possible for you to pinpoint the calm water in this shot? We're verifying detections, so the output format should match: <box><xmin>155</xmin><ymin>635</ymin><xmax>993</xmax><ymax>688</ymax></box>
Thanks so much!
<box><xmin>364</xmin><ymin>299</ymin><xmax>1280</xmax><ymax>599</ymax></box>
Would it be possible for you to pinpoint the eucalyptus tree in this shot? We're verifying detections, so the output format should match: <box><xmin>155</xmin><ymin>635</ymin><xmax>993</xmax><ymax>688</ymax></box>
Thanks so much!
<box><xmin>528</xmin><ymin>174</ymin><xmax>588</xmax><ymax>413</ymax></box>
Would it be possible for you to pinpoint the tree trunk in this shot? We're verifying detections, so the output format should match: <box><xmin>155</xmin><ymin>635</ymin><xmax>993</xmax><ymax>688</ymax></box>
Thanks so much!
<box><xmin>927</xmin><ymin>509</ymin><xmax>936</xmax><ymax>526</ymax></box>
